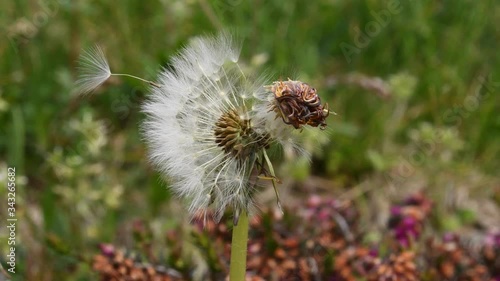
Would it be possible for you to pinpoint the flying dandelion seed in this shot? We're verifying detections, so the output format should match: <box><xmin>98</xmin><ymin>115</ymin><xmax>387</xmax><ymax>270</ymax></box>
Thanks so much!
<box><xmin>74</xmin><ymin>45</ymin><xmax>160</xmax><ymax>96</ymax></box>
<box><xmin>74</xmin><ymin>45</ymin><xmax>112</xmax><ymax>95</ymax></box>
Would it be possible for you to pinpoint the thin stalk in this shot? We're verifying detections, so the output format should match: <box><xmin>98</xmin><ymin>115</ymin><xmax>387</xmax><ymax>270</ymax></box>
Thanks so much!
<box><xmin>262</xmin><ymin>149</ymin><xmax>283</xmax><ymax>213</ymax></box>
<box><xmin>229</xmin><ymin>210</ymin><xmax>249</xmax><ymax>281</ymax></box>
<box><xmin>111</xmin><ymin>73</ymin><xmax>161</xmax><ymax>88</ymax></box>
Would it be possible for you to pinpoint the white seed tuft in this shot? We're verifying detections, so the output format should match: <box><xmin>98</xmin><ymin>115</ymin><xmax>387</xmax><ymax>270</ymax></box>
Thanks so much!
<box><xmin>142</xmin><ymin>32</ymin><xmax>260</xmax><ymax>222</ymax></box>
<box><xmin>74</xmin><ymin>45</ymin><xmax>112</xmax><ymax>95</ymax></box>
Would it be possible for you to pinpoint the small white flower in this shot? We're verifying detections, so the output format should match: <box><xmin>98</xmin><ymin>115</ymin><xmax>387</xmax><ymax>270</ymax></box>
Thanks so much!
<box><xmin>74</xmin><ymin>45</ymin><xmax>112</xmax><ymax>95</ymax></box>
<box><xmin>142</xmin><ymin>33</ymin><xmax>267</xmax><ymax>222</ymax></box>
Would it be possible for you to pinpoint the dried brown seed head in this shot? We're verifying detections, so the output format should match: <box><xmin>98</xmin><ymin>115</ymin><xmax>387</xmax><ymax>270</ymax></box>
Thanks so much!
<box><xmin>270</xmin><ymin>80</ymin><xmax>329</xmax><ymax>129</ymax></box>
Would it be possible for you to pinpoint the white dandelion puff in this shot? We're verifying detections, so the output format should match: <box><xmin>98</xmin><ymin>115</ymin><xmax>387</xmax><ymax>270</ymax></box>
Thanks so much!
<box><xmin>142</xmin><ymin>32</ymin><xmax>265</xmax><ymax>222</ymax></box>
<box><xmin>74</xmin><ymin>45</ymin><xmax>112</xmax><ymax>95</ymax></box>
<box><xmin>140</xmin><ymin>32</ymin><xmax>331</xmax><ymax>223</ymax></box>
<box><xmin>72</xmin><ymin>32</ymin><xmax>331</xmax><ymax>227</ymax></box>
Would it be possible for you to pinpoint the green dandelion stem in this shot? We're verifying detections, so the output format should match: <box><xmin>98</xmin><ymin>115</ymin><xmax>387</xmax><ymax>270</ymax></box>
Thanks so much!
<box><xmin>229</xmin><ymin>209</ymin><xmax>249</xmax><ymax>281</ymax></box>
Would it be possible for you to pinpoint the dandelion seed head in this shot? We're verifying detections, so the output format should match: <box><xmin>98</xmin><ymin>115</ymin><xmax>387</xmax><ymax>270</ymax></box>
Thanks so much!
<box><xmin>141</xmin><ymin>32</ymin><xmax>331</xmax><ymax>223</ymax></box>
<box><xmin>142</xmin><ymin>32</ymin><xmax>263</xmax><ymax>222</ymax></box>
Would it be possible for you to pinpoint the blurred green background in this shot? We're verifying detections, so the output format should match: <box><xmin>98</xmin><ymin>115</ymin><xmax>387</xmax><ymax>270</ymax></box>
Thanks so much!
<box><xmin>0</xmin><ymin>0</ymin><xmax>499</xmax><ymax>280</ymax></box>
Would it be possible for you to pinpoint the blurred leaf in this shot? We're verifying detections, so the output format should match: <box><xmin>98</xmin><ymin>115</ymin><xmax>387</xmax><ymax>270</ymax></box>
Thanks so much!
<box><xmin>456</xmin><ymin>208</ymin><xmax>476</xmax><ymax>225</ymax></box>
<box><xmin>366</xmin><ymin>149</ymin><xmax>387</xmax><ymax>171</ymax></box>
<box><xmin>8</xmin><ymin>106</ymin><xmax>25</xmax><ymax>173</ymax></box>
